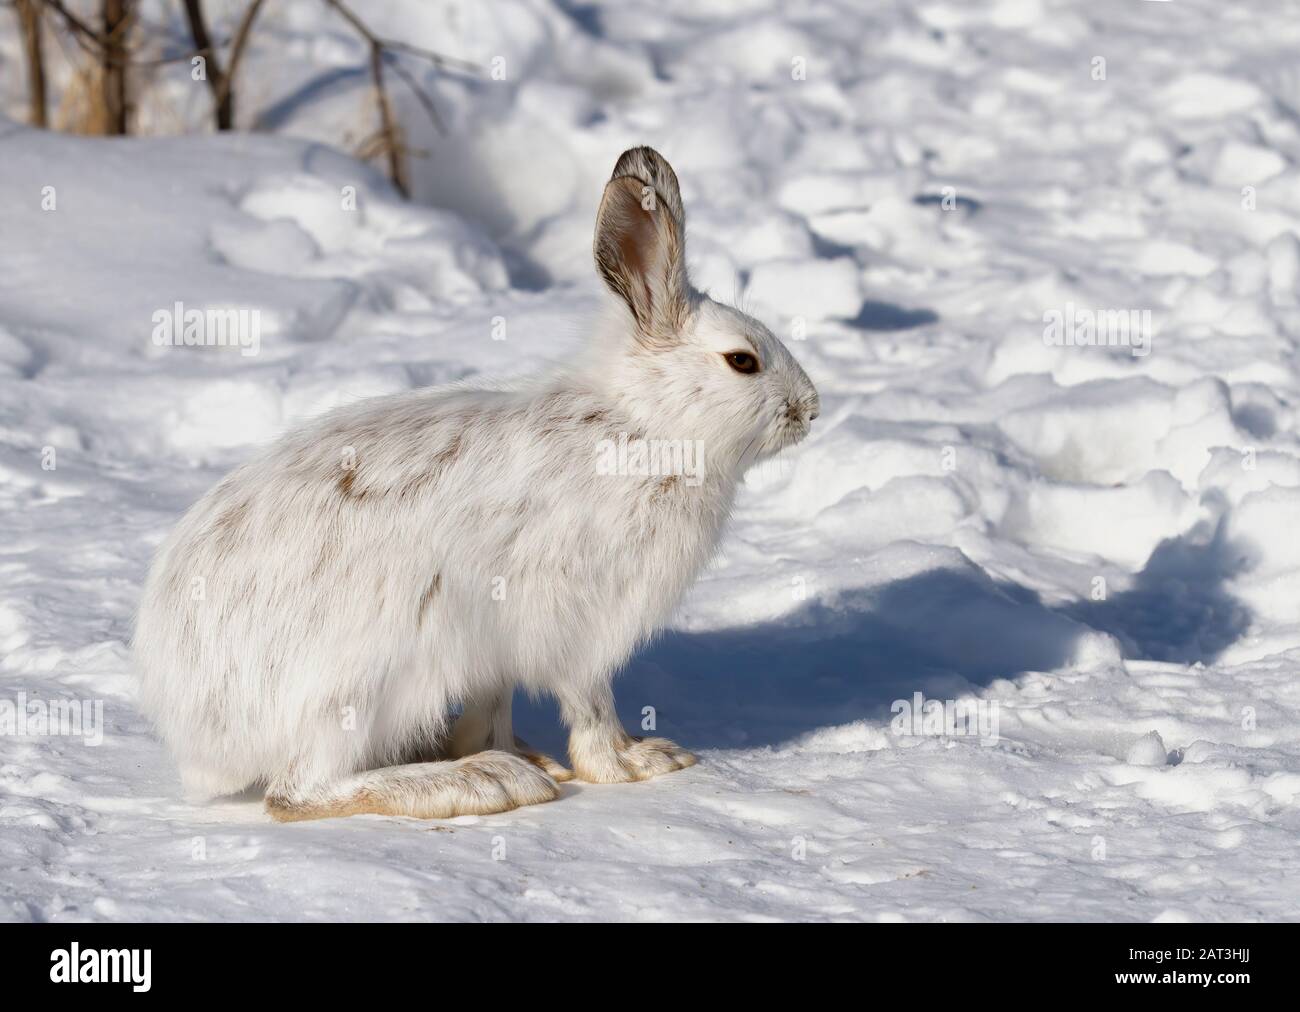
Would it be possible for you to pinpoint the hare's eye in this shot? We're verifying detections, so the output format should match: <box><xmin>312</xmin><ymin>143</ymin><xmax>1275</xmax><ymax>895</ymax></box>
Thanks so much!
<box><xmin>724</xmin><ymin>351</ymin><xmax>760</xmax><ymax>375</ymax></box>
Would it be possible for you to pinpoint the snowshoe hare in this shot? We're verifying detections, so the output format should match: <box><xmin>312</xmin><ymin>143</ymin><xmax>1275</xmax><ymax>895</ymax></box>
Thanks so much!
<box><xmin>134</xmin><ymin>147</ymin><xmax>819</xmax><ymax>821</ymax></box>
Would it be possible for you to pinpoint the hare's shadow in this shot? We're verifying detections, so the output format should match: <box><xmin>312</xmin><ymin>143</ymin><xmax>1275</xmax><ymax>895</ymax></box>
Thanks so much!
<box><xmin>513</xmin><ymin>528</ymin><xmax>1252</xmax><ymax>754</ymax></box>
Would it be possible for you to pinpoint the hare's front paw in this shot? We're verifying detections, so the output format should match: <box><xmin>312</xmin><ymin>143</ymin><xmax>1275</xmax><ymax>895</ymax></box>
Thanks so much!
<box><xmin>448</xmin><ymin>700</ymin><xmax>574</xmax><ymax>782</ymax></box>
<box><xmin>449</xmin><ymin>731</ymin><xmax>574</xmax><ymax>784</ymax></box>
<box><xmin>571</xmin><ymin>734</ymin><xmax>697</xmax><ymax>784</ymax></box>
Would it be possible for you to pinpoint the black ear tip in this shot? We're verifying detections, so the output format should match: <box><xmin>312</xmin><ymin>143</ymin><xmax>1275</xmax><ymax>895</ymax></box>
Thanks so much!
<box><xmin>621</xmin><ymin>144</ymin><xmax>660</xmax><ymax>159</ymax></box>
<box><xmin>612</xmin><ymin>145</ymin><xmax>671</xmax><ymax>181</ymax></box>
<box><xmin>606</xmin><ymin>146</ymin><xmax>685</xmax><ymax>225</ymax></box>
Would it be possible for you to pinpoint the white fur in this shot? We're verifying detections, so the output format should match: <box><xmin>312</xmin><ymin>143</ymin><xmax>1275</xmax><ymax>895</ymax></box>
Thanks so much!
<box><xmin>133</xmin><ymin>147</ymin><xmax>818</xmax><ymax>818</ymax></box>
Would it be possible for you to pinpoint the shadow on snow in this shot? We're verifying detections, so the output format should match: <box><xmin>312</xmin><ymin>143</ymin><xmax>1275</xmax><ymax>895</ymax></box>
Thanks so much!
<box><xmin>515</xmin><ymin>525</ymin><xmax>1253</xmax><ymax>754</ymax></box>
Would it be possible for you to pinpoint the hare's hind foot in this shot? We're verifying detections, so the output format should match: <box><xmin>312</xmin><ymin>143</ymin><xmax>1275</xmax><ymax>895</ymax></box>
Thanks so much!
<box><xmin>265</xmin><ymin>751</ymin><xmax>559</xmax><ymax>822</ymax></box>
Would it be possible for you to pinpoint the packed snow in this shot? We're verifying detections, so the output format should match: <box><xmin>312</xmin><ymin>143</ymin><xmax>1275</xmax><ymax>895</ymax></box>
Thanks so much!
<box><xmin>2</xmin><ymin>0</ymin><xmax>1300</xmax><ymax>921</ymax></box>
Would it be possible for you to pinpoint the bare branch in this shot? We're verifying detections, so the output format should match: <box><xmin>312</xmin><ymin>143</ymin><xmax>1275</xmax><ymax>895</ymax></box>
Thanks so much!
<box><xmin>15</xmin><ymin>0</ymin><xmax>48</xmax><ymax>128</ymax></box>
<box><xmin>375</xmin><ymin>37</ymin><xmax>478</xmax><ymax>76</ymax></box>
<box><xmin>368</xmin><ymin>38</ymin><xmax>407</xmax><ymax>195</ymax></box>
<box><xmin>41</xmin><ymin>0</ymin><xmax>230</xmax><ymax>68</ymax></box>
<box><xmin>41</xmin><ymin>0</ymin><xmax>100</xmax><ymax>44</ymax></box>
<box><xmin>182</xmin><ymin>0</ymin><xmax>230</xmax><ymax>129</ymax></box>
<box><xmin>102</xmin><ymin>0</ymin><xmax>131</xmax><ymax>135</ymax></box>
<box><xmin>213</xmin><ymin>0</ymin><xmax>267</xmax><ymax>118</ymax></box>
<box><xmin>383</xmin><ymin>49</ymin><xmax>444</xmax><ymax>135</ymax></box>
<box><xmin>320</xmin><ymin>0</ymin><xmax>477</xmax><ymax>193</ymax></box>
<box><xmin>322</xmin><ymin>0</ymin><xmax>476</xmax><ymax>75</ymax></box>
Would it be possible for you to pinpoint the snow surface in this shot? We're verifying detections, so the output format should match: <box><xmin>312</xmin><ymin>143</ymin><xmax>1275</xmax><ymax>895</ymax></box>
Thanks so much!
<box><xmin>3</xmin><ymin>0</ymin><xmax>1300</xmax><ymax>921</ymax></box>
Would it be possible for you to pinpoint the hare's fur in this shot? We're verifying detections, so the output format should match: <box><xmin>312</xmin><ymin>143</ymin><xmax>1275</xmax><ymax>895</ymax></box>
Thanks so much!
<box><xmin>134</xmin><ymin>147</ymin><xmax>818</xmax><ymax>820</ymax></box>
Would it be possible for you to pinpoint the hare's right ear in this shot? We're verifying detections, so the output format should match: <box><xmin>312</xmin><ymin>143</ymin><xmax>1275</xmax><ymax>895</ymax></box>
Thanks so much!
<box><xmin>593</xmin><ymin>146</ymin><xmax>691</xmax><ymax>346</ymax></box>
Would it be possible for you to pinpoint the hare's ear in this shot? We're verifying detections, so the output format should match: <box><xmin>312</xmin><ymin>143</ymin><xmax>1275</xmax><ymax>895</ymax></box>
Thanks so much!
<box><xmin>593</xmin><ymin>147</ymin><xmax>691</xmax><ymax>346</ymax></box>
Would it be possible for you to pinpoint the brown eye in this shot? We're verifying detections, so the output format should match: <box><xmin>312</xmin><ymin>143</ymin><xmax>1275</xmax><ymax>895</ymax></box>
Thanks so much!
<box><xmin>725</xmin><ymin>351</ymin><xmax>760</xmax><ymax>374</ymax></box>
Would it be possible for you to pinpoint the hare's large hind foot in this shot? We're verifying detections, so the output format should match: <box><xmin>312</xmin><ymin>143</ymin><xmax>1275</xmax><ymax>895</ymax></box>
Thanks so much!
<box><xmin>265</xmin><ymin>751</ymin><xmax>560</xmax><ymax>822</ymax></box>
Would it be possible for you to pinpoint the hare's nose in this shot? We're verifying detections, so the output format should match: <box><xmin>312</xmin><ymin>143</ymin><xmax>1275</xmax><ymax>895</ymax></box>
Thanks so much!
<box><xmin>809</xmin><ymin>407</ymin><xmax>820</xmax><ymax>421</ymax></box>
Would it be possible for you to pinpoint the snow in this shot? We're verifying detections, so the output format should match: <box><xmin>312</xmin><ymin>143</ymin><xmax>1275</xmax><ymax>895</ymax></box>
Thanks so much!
<box><xmin>2</xmin><ymin>0</ymin><xmax>1300</xmax><ymax>921</ymax></box>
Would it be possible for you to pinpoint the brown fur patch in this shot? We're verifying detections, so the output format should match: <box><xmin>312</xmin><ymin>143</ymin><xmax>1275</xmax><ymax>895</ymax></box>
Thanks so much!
<box><xmin>266</xmin><ymin>789</ymin><xmax>384</xmax><ymax>822</ymax></box>
<box><xmin>264</xmin><ymin>754</ymin><xmax>560</xmax><ymax>822</ymax></box>
<box><xmin>337</xmin><ymin>468</ymin><xmax>366</xmax><ymax>500</ymax></box>
<box><xmin>433</xmin><ymin>431</ymin><xmax>463</xmax><ymax>468</ymax></box>
<box><xmin>212</xmin><ymin>499</ymin><xmax>249</xmax><ymax>546</ymax></box>
<box><xmin>416</xmin><ymin>574</ymin><xmax>442</xmax><ymax>626</ymax></box>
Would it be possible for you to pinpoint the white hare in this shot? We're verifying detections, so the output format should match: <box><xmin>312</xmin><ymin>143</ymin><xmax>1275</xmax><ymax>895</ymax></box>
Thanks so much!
<box><xmin>134</xmin><ymin>147</ymin><xmax>819</xmax><ymax>821</ymax></box>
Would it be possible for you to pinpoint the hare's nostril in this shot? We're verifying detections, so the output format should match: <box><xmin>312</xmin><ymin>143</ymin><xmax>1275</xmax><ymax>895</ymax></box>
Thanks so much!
<box><xmin>809</xmin><ymin>408</ymin><xmax>820</xmax><ymax>421</ymax></box>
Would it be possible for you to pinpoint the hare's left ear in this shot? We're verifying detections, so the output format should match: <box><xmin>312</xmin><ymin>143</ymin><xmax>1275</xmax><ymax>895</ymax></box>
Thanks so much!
<box><xmin>593</xmin><ymin>146</ymin><xmax>691</xmax><ymax>346</ymax></box>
